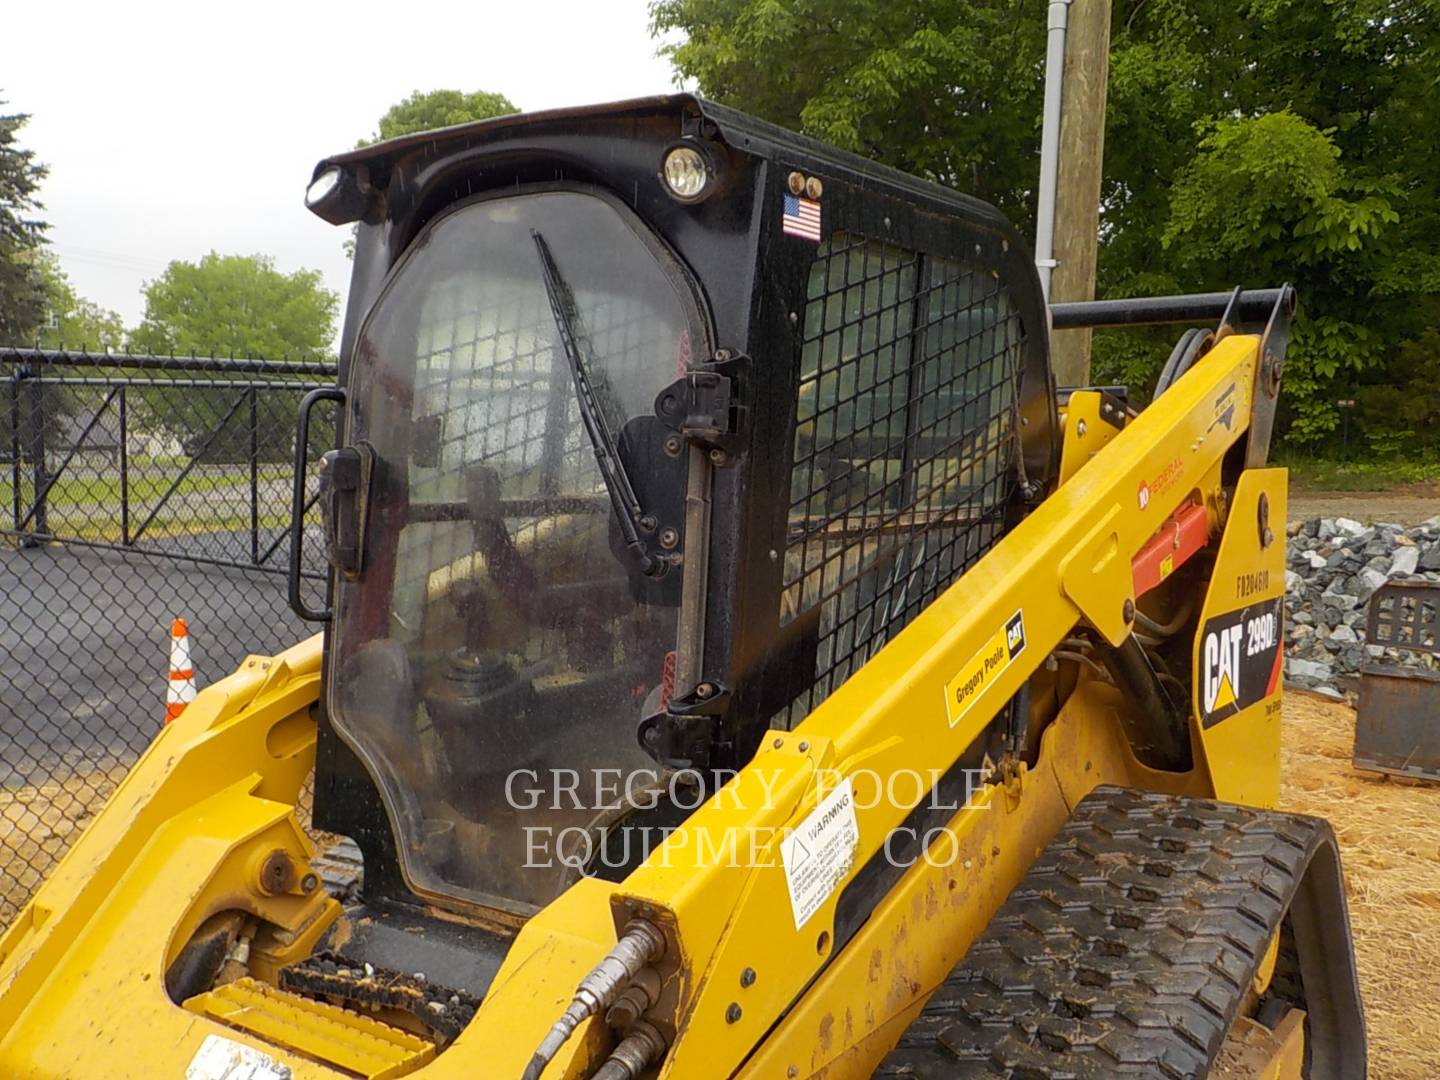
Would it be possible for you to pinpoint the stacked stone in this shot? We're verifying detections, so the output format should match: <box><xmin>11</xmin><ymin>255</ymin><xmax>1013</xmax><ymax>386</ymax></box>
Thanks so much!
<box><xmin>1283</xmin><ymin>515</ymin><xmax>1440</xmax><ymax>698</ymax></box>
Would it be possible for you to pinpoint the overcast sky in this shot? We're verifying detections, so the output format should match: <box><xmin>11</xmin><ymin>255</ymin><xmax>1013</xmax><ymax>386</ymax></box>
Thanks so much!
<box><xmin>7</xmin><ymin>0</ymin><xmax>685</xmax><ymax>342</ymax></box>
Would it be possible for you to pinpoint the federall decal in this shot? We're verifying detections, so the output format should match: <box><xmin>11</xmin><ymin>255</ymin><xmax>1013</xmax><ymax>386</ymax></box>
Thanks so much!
<box><xmin>1197</xmin><ymin>596</ymin><xmax>1283</xmax><ymax>729</ymax></box>
<box><xmin>1142</xmin><ymin>457</ymin><xmax>1184</xmax><ymax>509</ymax></box>
<box><xmin>945</xmin><ymin>610</ymin><xmax>1026</xmax><ymax>728</ymax></box>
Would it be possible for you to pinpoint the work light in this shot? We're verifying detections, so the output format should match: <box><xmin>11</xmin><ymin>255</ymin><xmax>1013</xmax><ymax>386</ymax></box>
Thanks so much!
<box><xmin>660</xmin><ymin>144</ymin><xmax>713</xmax><ymax>203</ymax></box>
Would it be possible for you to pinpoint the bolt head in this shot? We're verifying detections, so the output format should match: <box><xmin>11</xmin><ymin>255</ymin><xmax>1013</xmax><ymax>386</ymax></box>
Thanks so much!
<box><xmin>740</xmin><ymin>967</ymin><xmax>757</xmax><ymax>988</ymax></box>
<box><xmin>1123</xmin><ymin>598</ymin><xmax>1136</xmax><ymax>624</ymax></box>
<box><xmin>726</xmin><ymin>1002</ymin><xmax>743</xmax><ymax>1024</ymax></box>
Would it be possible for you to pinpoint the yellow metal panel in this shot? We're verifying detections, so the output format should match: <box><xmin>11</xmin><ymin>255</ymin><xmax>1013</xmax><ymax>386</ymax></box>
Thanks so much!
<box><xmin>1215</xmin><ymin>1011</ymin><xmax>1306</xmax><ymax>1080</ymax></box>
<box><xmin>1191</xmin><ymin>469</ymin><xmax>1288</xmax><ymax>808</ymax></box>
<box><xmin>186</xmin><ymin>978</ymin><xmax>434</xmax><ymax>1079</ymax></box>
<box><xmin>1056</xmin><ymin>389</ymin><xmax>1122</xmax><ymax>485</ymax></box>
<box><xmin>736</xmin><ymin>676</ymin><xmax>1213</xmax><ymax>1079</ymax></box>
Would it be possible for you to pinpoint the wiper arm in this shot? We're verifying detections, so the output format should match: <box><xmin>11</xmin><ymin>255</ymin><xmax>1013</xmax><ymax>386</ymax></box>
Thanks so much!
<box><xmin>531</xmin><ymin>229</ymin><xmax>662</xmax><ymax>577</ymax></box>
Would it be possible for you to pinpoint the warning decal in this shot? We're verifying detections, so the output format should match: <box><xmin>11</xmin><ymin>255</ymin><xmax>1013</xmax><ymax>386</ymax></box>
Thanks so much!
<box><xmin>187</xmin><ymin>1034</ymin><xmax>292</xmax><ymax>1080</ymax></box>
<box><xmin>1197</xmin><ymin>596</ymin><xmax>1283</xmax><ymax>729</ymax></box>
<box><xmin>782</xmin><ymin>776</ymin><xmax>859</xmax><ymax>930</ymax></box>
<box><xmin>945</xmin><ymin>610</ymin><xmax>1027</xmax><ymax>728</ymax></box>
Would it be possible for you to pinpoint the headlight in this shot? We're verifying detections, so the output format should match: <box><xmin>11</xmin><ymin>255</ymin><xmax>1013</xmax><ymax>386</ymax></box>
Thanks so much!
<box><xmin>661</xmin><ymin>145</ymin><xmax>712</xmax><ymax>203</ymax></box>
<box><xmin>304</xmin><ymin>165</ymin><xmax>368</xmax><ymax>225</ymax></box>
<box><xmin>305</xmin><ymin>167</ymin><xmax>343</xmax><ymax>209</ymax></box>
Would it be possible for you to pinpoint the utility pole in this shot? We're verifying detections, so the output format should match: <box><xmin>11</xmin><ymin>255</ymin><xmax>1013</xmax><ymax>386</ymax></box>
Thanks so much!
<box><xmin>1049</xmin><ymin>0</ymin><xmax>1112</xmax><ymax>388</ymax></box>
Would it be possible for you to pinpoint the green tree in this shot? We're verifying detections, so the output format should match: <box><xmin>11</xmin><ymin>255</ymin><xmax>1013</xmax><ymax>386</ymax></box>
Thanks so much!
<box><xmin>131</xmin><ymin>252</ymin><xmax>337</xmax><ymax>360</ymax></box>
<box><xmin>129</xmin><ymin>253</ymin><xmax>339</xmax><ymax>462</ymax></box>
<box><xmin>345</xmin><ymin>88</ymin><xmax>520</xmax><ymax>257</ymax></box>
<box><xmin>652</xmin><ymin>2</ymin><xmax>1045</xmax><ymax>219</ymax></box>
<box><xmin>651</xmin><ymin>0</ymin><xmax>1440</xmax><ymax>455</ymax></box>
<box><xmin>0</xmin><ymin>98</ymin><xmax>49</xmax><ymax>343</ymax></box>
<box><xmin>1096</xmin><ymin>1</ymin><xmax>1440</xmax><ymax>452</ymax></box>
<box><xmin>33</xmin><ymin>253</ymin><xmax>126</xmax><ymax>351</ymax></box>
<box><xmin>363</xmin><ymin>88</ymin><xmax>519</xmax><ymax>146</ymax></box>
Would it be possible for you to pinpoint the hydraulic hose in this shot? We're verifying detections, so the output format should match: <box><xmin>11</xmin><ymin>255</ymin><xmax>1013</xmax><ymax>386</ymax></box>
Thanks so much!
<box><xmin>1096</xmin><ymin>634</ymin><xmax>1192</xmax><ymax>771</ymax></box>
<box><xmin>521</xmin><ymin>921</ymin><xmax>665</xmax><ymax>1080</ymax></box>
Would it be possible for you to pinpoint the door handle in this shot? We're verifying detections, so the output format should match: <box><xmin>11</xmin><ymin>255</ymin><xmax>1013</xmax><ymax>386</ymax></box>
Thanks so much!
<box><xmin>289</xmin><ymin>386</ymin><xmax>345</xmax><ymax>622</ymax></box>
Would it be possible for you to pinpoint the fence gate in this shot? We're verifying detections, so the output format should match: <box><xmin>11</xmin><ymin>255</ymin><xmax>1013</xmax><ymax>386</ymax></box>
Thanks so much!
<box><xmin>0</xmin><ymin>348</ymin><xmax>337</xmax><ymax>924</ymax></box>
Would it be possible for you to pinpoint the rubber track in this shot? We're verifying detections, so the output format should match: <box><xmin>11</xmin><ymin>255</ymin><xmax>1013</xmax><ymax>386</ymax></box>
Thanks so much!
<box><xmin>876</xmin><ymin>785</ymin><xmax>1329</xmax><ymax>1079</ymax></box>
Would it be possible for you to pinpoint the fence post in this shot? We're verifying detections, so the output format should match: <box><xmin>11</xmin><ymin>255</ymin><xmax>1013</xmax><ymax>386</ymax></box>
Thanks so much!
<box><xmin>22</xmin><ymin>368</ymin><xmax>48</xmax><ymax>548</ymax></box>
<box><xmin>119</xmin><ymin>384</ymin><xmax>130</xmax><ymax>545</ymax></box>
<box><xmin>250</xmin><ymin>386</ymin><xmax>260</xmax><ymax>565</ymax></box>
<box><xmin>9</xmin><ymin>370</ymin><xmax>20</xmax><ymax>534</ymax></box>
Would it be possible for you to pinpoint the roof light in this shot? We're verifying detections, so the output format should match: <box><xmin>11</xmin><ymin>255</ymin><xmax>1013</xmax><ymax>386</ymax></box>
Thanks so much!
<box><xmin>304</xmin><ymin>165</ymin><xmax>368</xmax><ymax>226</ymax></box>
<box><xmin>305</xmin><ymin>167</ymin><xmax>343</xmax><ymax>209</ymax></box>
<box><xmin>661</xmin><ymin>145</ymin><xmax>712</xmax><ymax>203</ymax></box>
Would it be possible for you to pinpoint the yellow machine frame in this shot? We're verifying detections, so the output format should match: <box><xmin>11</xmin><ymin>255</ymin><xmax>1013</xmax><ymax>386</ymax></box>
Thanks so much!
<box><xmin>0</xmin><ymin>330</ymin><xmax>1288</xmax><ymax>1078</ymax></box>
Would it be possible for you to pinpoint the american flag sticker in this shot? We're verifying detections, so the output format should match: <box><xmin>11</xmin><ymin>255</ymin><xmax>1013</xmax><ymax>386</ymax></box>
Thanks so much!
<box><xmin>782</xmin><ymin>192</ymin><xmax>822</xmax><ymax>242</ymax></box>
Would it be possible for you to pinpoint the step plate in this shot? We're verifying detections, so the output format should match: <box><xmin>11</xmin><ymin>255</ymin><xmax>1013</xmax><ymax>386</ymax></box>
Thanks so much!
<box><xmin>185</xmin><ymin>977</ymin><xmax>434</xmax><ymax>1080</ymax></box>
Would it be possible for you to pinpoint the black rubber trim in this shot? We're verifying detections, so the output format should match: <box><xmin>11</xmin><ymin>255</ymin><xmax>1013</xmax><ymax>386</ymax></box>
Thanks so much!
<box><xmin>875</xmin><ymin>786</ymin><xmax>1367</xmax><ymax>1079</ymax></box>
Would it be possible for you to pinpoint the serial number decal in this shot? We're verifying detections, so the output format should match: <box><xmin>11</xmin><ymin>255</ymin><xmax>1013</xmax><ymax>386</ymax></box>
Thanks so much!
<box><xmin>945</xmin><ymin>610</ymin><xmax>1026</xmax><ymax>728</ymax></box>
<box><xmin>1236</xmin><ymin>568</ymin><xmax>1271</xmax><ymax>599</ymax></box>
<box><xmin>1197</xmin><ymin>596</ymin><xmax>1283</xmax><ymax>729</ymax></box>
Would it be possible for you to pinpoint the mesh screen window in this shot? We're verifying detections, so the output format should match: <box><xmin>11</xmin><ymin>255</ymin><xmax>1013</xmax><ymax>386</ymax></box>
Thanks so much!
<box><xmin>779</xmin><ymin>233</ymin><xmax>1026</xmax><ymax>725</ymax></box>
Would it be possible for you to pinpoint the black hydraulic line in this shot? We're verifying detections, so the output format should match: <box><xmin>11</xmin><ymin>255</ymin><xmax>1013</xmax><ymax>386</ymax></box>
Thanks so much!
<box><xmin>1051</xmin><ymin>287</ymin><xmax>1295</xmax><ymax>330</ymax></box>
<box><xmin>1006</xmin><ymin>680</ymin><xmax>1033</xmax><ymax>760</ymax></box>
<box><xmin>1153</xmin><ymin>327</ymin><xmax>1215</xmax><ymax>396</ymax></box>
<box><xmin>1096</xmin><ymin>634</ymin><xmax>1192</xmax><ymax>771</ymax></box>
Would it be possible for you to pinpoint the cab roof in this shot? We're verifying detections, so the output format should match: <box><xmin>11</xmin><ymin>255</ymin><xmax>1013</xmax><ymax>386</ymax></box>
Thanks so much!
<box><xmin>312</xmin><ymin>93</ymin><xmax>1012</xmax><ymax>234</ymax></box>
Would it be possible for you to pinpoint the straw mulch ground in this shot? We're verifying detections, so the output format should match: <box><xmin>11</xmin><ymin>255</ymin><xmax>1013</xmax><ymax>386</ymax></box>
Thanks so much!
<box><xmin>1280</xmin><ymin>691</ymin><xmax>1440</xmax><ymax>1079</ymax></box>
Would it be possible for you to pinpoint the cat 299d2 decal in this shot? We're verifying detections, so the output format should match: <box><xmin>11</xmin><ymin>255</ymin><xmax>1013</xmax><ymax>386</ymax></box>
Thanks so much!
<box><xmin>1197</xmin><ymin>595</ymin><xmax>1283</xmax><ymax>728</ymax></box>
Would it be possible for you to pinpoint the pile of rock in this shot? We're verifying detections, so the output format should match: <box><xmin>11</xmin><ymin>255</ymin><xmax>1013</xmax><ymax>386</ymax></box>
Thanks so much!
<box><xmin>1284</xmin><ymin>515</ymin><xmax>1440</xmax><ymax>697</ymax></box>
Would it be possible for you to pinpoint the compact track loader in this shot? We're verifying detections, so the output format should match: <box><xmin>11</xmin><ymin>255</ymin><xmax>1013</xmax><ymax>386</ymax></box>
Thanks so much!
<box><xmin>0</xmin><ymin>96</ymin><xmax>1366</xmax><ymax>1079</ymax></box>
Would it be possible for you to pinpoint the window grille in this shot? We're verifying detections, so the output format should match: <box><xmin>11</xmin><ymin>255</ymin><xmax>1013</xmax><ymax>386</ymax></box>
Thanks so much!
<box><xmin>778</xmin><ymin>234</ymin><xmax>1026</xmax><ymax>725</ymax></box>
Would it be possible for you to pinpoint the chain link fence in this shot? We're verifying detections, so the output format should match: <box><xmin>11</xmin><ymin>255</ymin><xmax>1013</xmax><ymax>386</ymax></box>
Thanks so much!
<box><xmin>1</xmin><ymin>348</ymin><xmax>337</xmax><ymax>925</ymax></box>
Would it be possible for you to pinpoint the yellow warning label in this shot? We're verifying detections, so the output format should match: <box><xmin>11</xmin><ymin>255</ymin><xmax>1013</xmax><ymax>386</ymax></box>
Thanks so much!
<box><xmin>945</xmin><ymin>610</ymin><xmax>1026</xmax><ymax>728</ymax></box>
<box><xmin>1159</xmin><ymin>553</ymin><xmax>1175</xmax><ymax>581</ymax></box>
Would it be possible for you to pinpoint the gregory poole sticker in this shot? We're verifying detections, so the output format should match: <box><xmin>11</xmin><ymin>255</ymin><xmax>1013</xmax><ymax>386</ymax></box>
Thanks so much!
<box><xmin>945</xmin><ymin>610</ymin><xmax>1026</xmax><ymax>728</ymax></box>
<box><xmin>1197</xmin><ymin>596</ymin><xmax>1283</xmax><ymax>728</ymax></box>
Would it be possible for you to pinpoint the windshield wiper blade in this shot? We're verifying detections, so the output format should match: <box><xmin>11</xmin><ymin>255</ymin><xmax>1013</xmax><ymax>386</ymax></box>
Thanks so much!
<box><xmin>531</xmin><ymin>229</ymin><xmax>662</xmax><ymax>577</ymax></box>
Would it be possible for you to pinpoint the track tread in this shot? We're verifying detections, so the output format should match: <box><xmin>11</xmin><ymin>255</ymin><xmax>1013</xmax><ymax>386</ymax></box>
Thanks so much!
<box><xmin>874</xmin><ymin>785</ymin><xmax>1328</xmax><ymax>1079</ymax></box>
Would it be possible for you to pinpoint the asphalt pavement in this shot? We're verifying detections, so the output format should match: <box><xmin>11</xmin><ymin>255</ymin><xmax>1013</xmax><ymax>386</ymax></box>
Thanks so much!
<box><xmin>0</xmin><ymin>540</ymin><xmax>321</xmax><ymax>787</ymax></box>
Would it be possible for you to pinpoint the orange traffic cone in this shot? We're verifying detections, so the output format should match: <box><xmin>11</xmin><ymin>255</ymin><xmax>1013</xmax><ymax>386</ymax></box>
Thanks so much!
<box><xmin>166</xmin><ymin>617</ymin><xmax>197</xmax><ymax>724</ymax></box>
